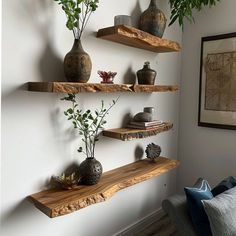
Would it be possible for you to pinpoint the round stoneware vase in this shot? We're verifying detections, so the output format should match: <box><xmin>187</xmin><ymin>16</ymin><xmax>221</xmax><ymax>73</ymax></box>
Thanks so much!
<box><xmin>64</xmin><ymin>39</ymin><xmax>92</xmax><ymax>83</ymax></box>
<box><xmin>79</xmin><ymin>157</ymin><xmax>103</xmax><ymax>185</ymax></box>
<box><xmin>139</xmin><ymin>0</ymin><xmax>167</xmax><ymax>38</ymax></box>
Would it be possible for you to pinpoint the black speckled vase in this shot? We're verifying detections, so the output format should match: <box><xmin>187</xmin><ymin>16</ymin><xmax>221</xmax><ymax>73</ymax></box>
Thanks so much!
<box><xmin>79</xmin><ymin>157</ymin><xmax>103</xmax><ymax>185</ymax></box>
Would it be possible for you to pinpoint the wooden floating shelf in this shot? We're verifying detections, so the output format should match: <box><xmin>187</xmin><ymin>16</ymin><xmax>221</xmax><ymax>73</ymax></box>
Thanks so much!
<box><xmin>28</xmin><ymin>82</ymin><xmax>179</xmax><ymax>94</ymax></box>
<box><xmin>97</xmin><ymin>25</ymin><xmax>181</xmax><ymax>53</ymax></box>
<box><xmin>28</xmin><ymin>157</ymin><xmax>179</xmax><ymax>218</ymax></box>
<box><xmin>28</xmin><ymin>82</ymin><xmax>132</xmax><ymax>93</ymax></box>
<box><xmin>133</xmin><ymin>85</ymin><xmax>178</xmax><ymax>93</ymax></box>
<box><xmin>103</xmin><ymin>122</ymin><xmax>173</xmax><ymax>141</ymax></box>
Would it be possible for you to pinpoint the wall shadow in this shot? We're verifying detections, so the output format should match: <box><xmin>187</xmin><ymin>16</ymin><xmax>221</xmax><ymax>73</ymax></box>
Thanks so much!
<box><xmin>123</xmin><ymin>66</ymin><xmax>136</xmax><ymax>84</ymax></box>
<box><xmin>19</xmin><ymin>0</ymin><xmax>65</xmax><ymax>82</ymax></box>
<box><xmin>135</xmin><ymin>145</ymin><xmax>144</xmax><ymax>161</ymax></box>
<box><xmin>121</xmin><ymin>112</ymin><xmax>133</xmax><ymax>127</ymax></box>
<box><xmin>131</xmin><ymin>1</ymin><xmax>142</xmax><ymax>28</ymax></box>
<box><xmin>1</xmin><ymin>199</ymin><xmax>39</xmax><ymax>229</ymax></box>
<box><xmin>39</xmin><ymin>42</ymin><xmax>65</xmax><ymax>82</ymax></box>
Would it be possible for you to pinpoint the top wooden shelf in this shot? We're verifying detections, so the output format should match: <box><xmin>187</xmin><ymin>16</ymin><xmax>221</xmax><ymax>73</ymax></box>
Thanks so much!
<box><xmin>28</xmin><ymin>157</ymin><xmax>179</xmax><ymax>218</ymax></box>
<box><xmin>97</xmin><ymin>25</ymin><xmax>181</xmax><ymax>53</ymax></box>
<box><xmin>28</xmin><ymin>82</ymin><xmax>179</xmax><ymax>93</ymax></box>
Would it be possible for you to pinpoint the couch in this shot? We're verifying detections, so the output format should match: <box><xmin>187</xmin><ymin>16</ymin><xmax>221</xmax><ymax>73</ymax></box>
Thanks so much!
<box><xmin>162</xmin><ymin>194</ymin><xmax>197</xmax><ymax>236</ymax></box>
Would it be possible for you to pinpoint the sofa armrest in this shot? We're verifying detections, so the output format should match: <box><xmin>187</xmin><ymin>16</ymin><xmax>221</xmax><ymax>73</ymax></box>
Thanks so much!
<box><xmin>162</xmin><ymin>194</ymin><xmax>197</xmax><ymax>236</ymax></box>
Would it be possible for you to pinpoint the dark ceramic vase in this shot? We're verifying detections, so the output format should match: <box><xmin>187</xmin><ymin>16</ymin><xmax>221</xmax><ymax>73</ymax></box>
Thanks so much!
<box><xmin>64</xmin><ymin>39</ymin><xmax>92</xmax><ymax>83</ymax></box>
<box><xmin>137</xmin><ymin>62</ymin><xmax>157</xmax><ymax>85</ymax></box>
<box><xmin>79</xmin><ymin>157</ymin><xmax>103</xmax><ymax>185</ymax></box>
<box><xmin>139</xmin><ymin>0</ymin><xmax>167</xmax><ymax>38</ymax></box>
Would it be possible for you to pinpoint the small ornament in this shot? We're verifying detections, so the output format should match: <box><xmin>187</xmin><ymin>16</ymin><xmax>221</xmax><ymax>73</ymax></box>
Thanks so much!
<box><xmin>98</xmin><ymin>70</ymin><xmax>117</xmax><ymax>84</ymax></box>
<box><xmin>133</xmin><ymin>112</ymin><xmax>152</xmax><ymax>122</ymax></box>
<box><xmin>133</xmin><ymin>107</ymin><xmax>155</xmax><ymax>122</ymax></box>
<box><xmin>145</xmin><ymin>143</ymin><xmax>161</xmax><ymax>162</ymax></box>
<box><xmin>51</xmin><ymin>172</ymin><xmax>79</xmax><ymax>190</ymax></box>
<box><xmin>114</xmin><ymin>15</ymin><xmax>132</xmax><ymax>26</ymax></box>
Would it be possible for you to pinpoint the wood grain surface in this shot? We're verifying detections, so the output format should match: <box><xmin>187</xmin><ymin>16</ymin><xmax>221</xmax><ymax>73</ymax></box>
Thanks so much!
<box><xmin>103</xmin><ymin>122</ymin><xmax>173</xmax><ymax>141</ymax></box>
<box><xmin>28</xmin><ymin>82</ymin><xmax>133</xmax><ymax>93</ymax></box>
<box><xmin>97</xmin><ymin>25</ymin><xmax>181</xmax><ymax>53</ymax></box>
<box><xmin>28</xmin><ymin>82</ymin><xmax>179</xmax><ymax>93</ymax></box>
<box><xmin>28</xmin><ymin>157</ymin><xmax>179</xmax><ymax>218</ymax></box>
<box><xmin>133</xmin><ymin>85</ymin><xmax>179</xmax><ymax>93</ymax></box>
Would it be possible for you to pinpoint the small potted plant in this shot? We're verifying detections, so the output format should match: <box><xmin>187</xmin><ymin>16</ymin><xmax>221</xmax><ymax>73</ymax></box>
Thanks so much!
<box><xmin>54</xmin><ymin>0</ymin><xmax>99</xmax><ymax>83</ymax></box>
<box><xmin>62</xmin><ymin>94</ymin><xmax>117</xmax><ymax>185</ymax></box>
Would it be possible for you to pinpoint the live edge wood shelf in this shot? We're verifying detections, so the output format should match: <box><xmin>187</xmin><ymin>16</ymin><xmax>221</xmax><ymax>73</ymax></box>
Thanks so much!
<box><xmin>28</xmin><ymin>82</ymin><xmax>179</xmax><ymax>93</ymax></box>
<box><xmin>28</xmin><ymin>157</ymin><xmax>179</xmax><ymax>218</ymax></box>
<box><xmin>97</xmin><ymin>25</ymin><xmax>181</xmax><ymax>53</ymax></box>
<box><xmin>103</xmin><ymin>122</ymin><xmax>173</xmax><ymax>141</ymax></box>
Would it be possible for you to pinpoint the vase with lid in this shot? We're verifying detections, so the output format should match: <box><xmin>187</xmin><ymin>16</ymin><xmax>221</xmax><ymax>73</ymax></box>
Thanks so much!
<box><xmin>139</xmin><ymin>0</ymin><xmax>167</xmax><ymax>38</ymax></box>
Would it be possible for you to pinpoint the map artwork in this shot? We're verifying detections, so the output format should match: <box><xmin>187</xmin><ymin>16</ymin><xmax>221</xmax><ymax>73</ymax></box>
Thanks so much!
<box><xmin>204</xmin><ymin>51</ymin><xmax>236</xmax><ymax>112</ymax></box>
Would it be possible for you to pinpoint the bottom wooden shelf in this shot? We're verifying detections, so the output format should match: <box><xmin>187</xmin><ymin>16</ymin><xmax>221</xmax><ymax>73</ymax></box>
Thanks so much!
<box><xmin>28</xmin><ymin>157</ymin><xmax>179</xmax><ymax>218</ymax></box>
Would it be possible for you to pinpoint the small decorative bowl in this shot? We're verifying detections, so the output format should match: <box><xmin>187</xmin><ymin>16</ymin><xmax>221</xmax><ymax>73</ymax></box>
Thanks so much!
<box><xmin>98</xmin><ymin>70</ymin><xmax>117</xmax><ymax>84</ymax></box>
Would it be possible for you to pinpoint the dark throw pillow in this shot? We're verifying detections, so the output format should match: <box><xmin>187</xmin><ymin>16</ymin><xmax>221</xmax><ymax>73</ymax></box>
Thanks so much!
<box><xmin>184</xmin><ymin>178</ymin><xmax>213</xmax><ymax>236</ymax></box>
<box><xmin>211</xmin><ymin>176</ymin><xmax>236</xmax><ymax>197</ymax></box>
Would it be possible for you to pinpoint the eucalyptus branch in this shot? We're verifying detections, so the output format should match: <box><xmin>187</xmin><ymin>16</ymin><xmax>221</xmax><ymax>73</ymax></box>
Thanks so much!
<box><xmin>81</xmin><ymin>11</ymin><xmax>92</xmax><ymax>36</ymax></box>
<box><xmin>61</xmin><ymin>94</ymin><xmax>118</xmax><ymax>158</ymax></box>
<box><xmin>54</xmin><ymin>0</ymin><xmax>99</xmax><ymax>39</ymax></box>
<box><xmin>79</xmin><ymin>3</ymin><xmax>89</xmax><ymax>39</ymax></box>
<box><xmin>92</xmin><ymin>97</ymin><xmax>119</xmax><ymax>156</ymax></box>
<box><xmin>82</xmin><ymin>2</ymin><xmax>84</xmax><ymax>19</ymax></box>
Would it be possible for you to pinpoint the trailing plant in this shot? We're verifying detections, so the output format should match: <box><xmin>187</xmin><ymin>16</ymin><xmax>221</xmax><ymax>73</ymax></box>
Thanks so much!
<box><xmin>61</xmin><ymin>94</ymin><xmax>117</xmax><ymax>158</ymax></box>
<box><xmin>169</xmin><ymin>0</ymin><xmax>220</xmax><ymax>28</ymax></box>
<box><xmin>54</xmin><ymin>0</ymin><xmax>99</xmax><ymax>39</ymax></box>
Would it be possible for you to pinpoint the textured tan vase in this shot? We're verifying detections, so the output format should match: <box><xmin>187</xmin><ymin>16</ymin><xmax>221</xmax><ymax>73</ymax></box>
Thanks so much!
<box><xmin>64</xmin><ymin>39</ymin><xmax>92</xmax><ymax>83</ymax></box>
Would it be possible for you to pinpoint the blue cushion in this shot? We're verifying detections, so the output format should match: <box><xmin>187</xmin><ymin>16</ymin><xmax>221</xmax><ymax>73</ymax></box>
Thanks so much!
<box><xmin>211</xmin><ymin>176</ymin><xmax>236</xmax><ymax>197</ymax></box>
<box><xmin>184</xmin><ymin>178</ymin><xmax>213</xmax><ymax>236</ymax></box>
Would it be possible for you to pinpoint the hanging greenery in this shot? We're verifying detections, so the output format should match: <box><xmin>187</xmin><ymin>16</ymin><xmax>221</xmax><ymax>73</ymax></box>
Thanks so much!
<box><xmin>169</xmin><ymin>0</ymin><xmax>221</xmax><ymax>28</ymax></box>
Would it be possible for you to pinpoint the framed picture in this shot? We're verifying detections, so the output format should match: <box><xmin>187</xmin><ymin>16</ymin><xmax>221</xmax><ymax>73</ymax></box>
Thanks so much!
<box><xmin>198</xmin><ymin>32</ymin><xmax>236</xmax><ymax>130</ymax></box>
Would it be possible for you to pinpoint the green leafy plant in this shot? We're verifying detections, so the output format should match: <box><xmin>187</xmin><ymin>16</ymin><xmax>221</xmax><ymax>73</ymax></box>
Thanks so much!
<box><xmin>54</xmin><ymin>0</ymin><xmax>99</xmax><ymax>39</ymax></box>
<box><xmin>62</xmin><ymin>94</ymin><xmax>117</xmax><ymax>158</ymax></box>
<box><xmin>169</xmin><ymin>0</ymin><xmax>220</xmax><ymax>28</ymax></box>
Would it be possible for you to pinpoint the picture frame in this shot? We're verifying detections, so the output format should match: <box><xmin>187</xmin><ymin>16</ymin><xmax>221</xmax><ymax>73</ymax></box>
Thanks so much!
<box><xmin>198</xmin><ymin>32</ymin><xmax>236</xmax><ymax>130</ymax></box>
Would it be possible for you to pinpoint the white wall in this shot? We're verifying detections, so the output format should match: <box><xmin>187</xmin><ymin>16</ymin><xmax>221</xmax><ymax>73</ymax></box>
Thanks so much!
<box><xmin>178</xmin><ymin>0</ymin><xmax>236</xmax><ymax>191</ymax></box>
<box><xmin>1</xmin><ymin>1</ymin><xmax>181</xmax><ymax>235</ymax></box>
